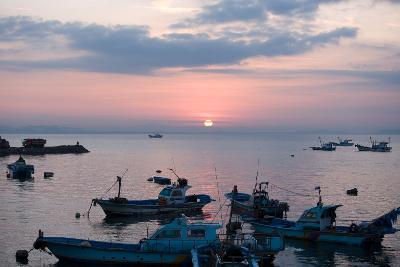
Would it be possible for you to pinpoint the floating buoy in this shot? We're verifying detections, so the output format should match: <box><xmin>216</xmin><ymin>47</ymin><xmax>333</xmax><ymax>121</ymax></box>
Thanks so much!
<box><xmin>75</xmin><ymin>212</ymin><xmax>81</xmax><ymax>219</ymax></box>
<box><xmin>346</xmin><ymin>188</ymin><xmax>358</xmax><ymax>196</ymax></box>
<box><xmin>15</xmin><ymin>249</ymin><xmax>29</xmax><ymax>264</ymax></box>
<box><xmin>44</xmin><ymin>172</ymin><xmax>54</xmax><ymax>178</ymax></box>
<box><xmin>156</xmin><ymin>170</ymin><xmax>162</xmax><ymax>173</ymax></box>
<box><xmin>290</xmin><ymin>154</ymin><xmax>295</xmax><ymax>157</ymax></box>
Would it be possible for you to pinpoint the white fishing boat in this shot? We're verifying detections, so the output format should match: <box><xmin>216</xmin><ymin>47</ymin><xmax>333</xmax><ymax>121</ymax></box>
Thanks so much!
<box><xmin>93</xmin><ymin>175</ymin><xmax>213</xmax><ymax>216</ymax></box>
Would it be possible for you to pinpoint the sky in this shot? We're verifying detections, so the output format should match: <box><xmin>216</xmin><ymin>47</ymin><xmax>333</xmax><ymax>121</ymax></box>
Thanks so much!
<box><xmin>0</xmin><ymin>0</ymin><xmax>399</xmax><ymax>133</ymax></box>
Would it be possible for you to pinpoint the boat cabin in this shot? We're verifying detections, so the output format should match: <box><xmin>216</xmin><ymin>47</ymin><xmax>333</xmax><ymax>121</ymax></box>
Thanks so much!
<box><xmin>143</xmin><ymin>216</ymin><xmax>221</xmax><ymax>252</ymax></box>
<box><xmin>158</xmin><ymin>178</ymin><xmax>191</xmax><ymax>205</ymax></box>
<box><xmin>297</xmin><ymin>204</ymin><xmax>342</xmax><ymax>231</ymax></box>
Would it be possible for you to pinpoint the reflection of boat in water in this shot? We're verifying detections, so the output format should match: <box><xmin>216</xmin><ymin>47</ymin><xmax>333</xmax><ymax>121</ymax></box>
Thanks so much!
<box><xmin>225</xmin><ymin>183</ymin><xmax>289</xmax><ymax>219</ymax></box>
<box><xmin>94</xmin><ymin>175</ymin><xmax>213</xmax><ymax>217</ymax></box>
<box><xmin>148</xmin><ymin>133</ymin><xmax>163</xmax><ymax>138</ymax></box>
<box><xmin>356</xmin><ymin>137</ymin><xmax>392</xmax><ymax>152</ymax></box>
<box><xmin>102</xmin><ymin>209</ymin><xmax>211</xmax><ymax>227</ymax></box>
<box><xmin>311</xmin><ymin>137</ymin><xmax>336</xmax><ymax>151</ymax></box>
<box><xmin>245</xmin><ymin>188</ymin><xmax>400</xmax><ymax>246</ymax></box>
<box><xmin>285</xmin><ymin>238</ymin><xmax>394</xmax><ymax>266</ymax></box>
<box><xmin>32</xmin><ymin>216</ymin><xmax>221</xmax><ymax>265</ymax></box>
<box><xmin>7</xmin><ymin>156</ymin><xmax>34</xmax><ymax>179</ymax></box>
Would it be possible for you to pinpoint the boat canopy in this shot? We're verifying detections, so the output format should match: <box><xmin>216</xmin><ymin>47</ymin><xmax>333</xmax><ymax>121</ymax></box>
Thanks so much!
<box><xmin>297</xmin><ymin>204</ymin><xmax>343</xmax><ymax>231</ymax></box>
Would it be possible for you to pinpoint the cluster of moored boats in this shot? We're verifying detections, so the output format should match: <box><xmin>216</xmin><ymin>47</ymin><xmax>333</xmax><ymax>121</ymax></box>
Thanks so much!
<box><xmin>6</xmin><ymin>135</ymin><xmax>397</xmax><ymax>266</ymax></box>
<box><xmin>311</xmin><ymin>137</ymin><xmax>392</xmax><ymax>152</ymax></box>
<box><xmin>12</xmin><ymin>165</ymin><xmax>399</xmax><ymax>266</ymax></box>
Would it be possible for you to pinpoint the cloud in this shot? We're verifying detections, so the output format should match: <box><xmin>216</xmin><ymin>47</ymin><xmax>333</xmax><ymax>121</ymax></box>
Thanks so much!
<box><xmin>0</xmin><ymin>16</ymin><xmax>357</xmax><ymax>74</ymax></box>
<box><xmin>172</xmin><ymin>0</ymin><xmax>345</xmax><ymax>28</ymax></box>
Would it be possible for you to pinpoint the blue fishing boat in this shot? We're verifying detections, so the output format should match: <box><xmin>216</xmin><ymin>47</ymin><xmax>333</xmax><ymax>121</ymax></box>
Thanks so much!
<box><xmin>93</xmin><ymin>175</ymin><xmax>213</xmax><ymax>216</ymax></box>
<box><xmin>225</xmin><ymin>183</ymin><xmax>289</xmax><ymax>219</ymax></box>
<box><xmin>244</xmin><ymin>188</ymin><xmax>400</xmax><ymax>246</ymax></box>
<box><xmin>6</xmin><ymin>156</ymin><xmax>34</xmax><ymax>179</ymax></box>
<box><xmin>32</xmin><ymin>216</ymin><xmax>221</xmax><ymax>265</ymax></box>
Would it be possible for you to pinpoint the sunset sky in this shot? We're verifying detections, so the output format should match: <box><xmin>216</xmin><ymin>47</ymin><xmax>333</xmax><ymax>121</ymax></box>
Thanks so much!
<box><xmin>0</xmin><ymin>0</ymin><xmax>399</xmax><ymax>132</ymax></box>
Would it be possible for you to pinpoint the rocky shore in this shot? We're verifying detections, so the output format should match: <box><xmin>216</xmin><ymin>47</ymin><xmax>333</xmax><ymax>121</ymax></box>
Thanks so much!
<box><xmin>0</xmin><ymin>144</ymin><xmax>89</xmax><ymax>157</ymax></box>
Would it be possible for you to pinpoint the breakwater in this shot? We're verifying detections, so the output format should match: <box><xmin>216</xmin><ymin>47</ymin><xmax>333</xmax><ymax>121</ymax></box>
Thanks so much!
<box><xmin>0</xmin><ymin>144</ymin><xmax>89</xmax><ymax>157</ymax></box>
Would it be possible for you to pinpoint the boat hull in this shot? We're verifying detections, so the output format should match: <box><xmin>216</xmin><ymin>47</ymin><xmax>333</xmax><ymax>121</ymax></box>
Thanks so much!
<box><xmin>37</xmin><ymin>237</ymin><xmax>188</xmax><ymax>265</ymax></box>
<box><xmin>250</xmin><ymin>222</ymin><xmax>381</xmax><ymax>246</ymax></box>
<box><xmin>96</xmin><ymin>198</ymin><xmax>210</xmax><ymax>216</ymax></box>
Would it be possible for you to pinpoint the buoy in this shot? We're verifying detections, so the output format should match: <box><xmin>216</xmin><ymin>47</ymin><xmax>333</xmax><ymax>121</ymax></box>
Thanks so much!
<box><xmin>156</xmin><ymin>170</ymin><xmax>162</xmax><ymax>173</ymax></box>
<box><xmin>15</xmin><ymin>250</ymin><xmax>29</xmax><ymax>264</ymax></box>
<box><xmin>75</xmin><ymin>212</ymin><xmax>81</xmax><ymax>219</ymax></box>
<box><xmin>290</xmin><ymin>154</ymin><xmax>295</xmax><ymax>157</ymax></box>
<box><xmin>346</xmin><ymin>188</ymin><xmax>358</xmax><ymax>196</ymax></box>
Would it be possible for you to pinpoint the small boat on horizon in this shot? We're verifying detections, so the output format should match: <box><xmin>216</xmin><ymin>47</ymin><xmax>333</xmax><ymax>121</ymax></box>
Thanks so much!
<box><xmin>148</xmin><ymin>132</ymin><xmax>163</xmax><ymax>138</ymax></box>
<box><xmin>355</xmin><ymin>137</ymin><xmax>392</xmax><ymax>152</ymax></box>
<box><xmin>244</xmin><ymin>187</ymin><xmax>400</xmax><ymax>246</ymax></box>
<box><xmin>93</xmin><ymin>174</ymin><xmax>213</xmax><ymax>216</ymax></box>
<box><xmin>330</xmin><ymin>137</ymin><xmax>354</xmax><ymax>147</ymax></box>
<box><xmin>225</xmin><ymin>183</ymin><xmax>289</xmax><ymax>219</ymax></box>
<box><xmin>7</xmin><ymin>156</ymin><xmax>34</xmax><ymax>179</ymax></box>
<box><xmin>31</xmin><ymin>216</ymin><xmax>221</xmax><ymax>265</ymax></box>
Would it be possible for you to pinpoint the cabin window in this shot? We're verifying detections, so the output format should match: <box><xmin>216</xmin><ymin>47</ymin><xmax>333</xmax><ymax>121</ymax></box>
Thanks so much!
<box><xmin>304</xmin><ymin>211</ymin><xmax>316</xmax><ymax>219</ymax></box>
<box><xmin>171</xmin><ymin>190</ymin><xmax>182</xmax><ymax>197</ymax></box>
<box><xmin>187</xmin><ymin>229</ymin><xmax>206</xmax><ymax>238</ymax></box>
<box><xmin>159</xmin><ymin>188</ymin><xmax>172</xmax><ymax>197</ymax></box>
<box><xmin>156</xmin><ymin>229</ymin><xmax>181</xmax><ymax>239</ymax></box>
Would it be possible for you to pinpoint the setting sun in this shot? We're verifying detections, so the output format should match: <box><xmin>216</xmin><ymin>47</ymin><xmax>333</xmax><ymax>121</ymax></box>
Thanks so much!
<box><xmin>204</xmin><ymin>119</ymin><xmax>213</xmax><ymax>127</ymax></box>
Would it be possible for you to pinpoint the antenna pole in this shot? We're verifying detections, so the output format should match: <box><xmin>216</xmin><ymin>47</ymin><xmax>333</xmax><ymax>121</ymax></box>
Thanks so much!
<box><xmin>255</xmin><ymin>158</ymin><xmax>260</xmax><ymax>188</ymax></box>
<box><xmin>168</xmin><ymin>168</ymin><xmax>181</xmax><ymax>179</ymax></box>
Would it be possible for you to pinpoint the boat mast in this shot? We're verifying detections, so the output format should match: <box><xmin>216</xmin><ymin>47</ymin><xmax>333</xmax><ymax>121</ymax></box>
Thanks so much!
<box><xmin>117</xmin><ymin>176</ymin><xmax>122</xmax><ymax>198</ymax></box>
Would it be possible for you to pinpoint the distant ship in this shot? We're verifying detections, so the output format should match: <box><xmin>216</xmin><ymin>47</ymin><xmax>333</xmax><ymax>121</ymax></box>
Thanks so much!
<box><xmin>356</xmin><ymin>137</ymin><xmax>392</xmax><ymax>152</ymax></box>
<box><xmin>148</xmin><ymin>133</ymin><xmax>163</xmax><ymax>138</ymax></box>
<box><xmin>331</xmin><ymin>137</ymin><xmax>354</xmax><ymax>146</ymax></box>
<box><xmin>310</xmin><ymin>137</ymin><xmax>336</xmax><ymax>151</ymax></box>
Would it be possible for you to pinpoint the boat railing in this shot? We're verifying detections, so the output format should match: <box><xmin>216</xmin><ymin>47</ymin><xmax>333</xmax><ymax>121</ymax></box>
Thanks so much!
<box><xmin>141</xmin><ymin>238</ymin><xmax>216</xmax><ymax>253</ymax></box>
<box><xmin>141</xmin><ymin>233</ymin><xmax>277</xmax><ymax>253</ymax></box>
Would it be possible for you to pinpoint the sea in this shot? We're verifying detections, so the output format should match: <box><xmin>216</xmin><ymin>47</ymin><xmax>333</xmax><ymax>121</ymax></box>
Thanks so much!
<box><xmin>0</xmin><ymin>133</ymin><xmax>399</xmax><ymax>266</ymax></box>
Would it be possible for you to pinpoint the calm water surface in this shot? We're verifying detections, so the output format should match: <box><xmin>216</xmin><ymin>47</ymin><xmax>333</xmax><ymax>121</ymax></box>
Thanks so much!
<box><xmin>0</xmin><ymin>133</ymin><xmax>399</xmax><ymax>266</ymax></box>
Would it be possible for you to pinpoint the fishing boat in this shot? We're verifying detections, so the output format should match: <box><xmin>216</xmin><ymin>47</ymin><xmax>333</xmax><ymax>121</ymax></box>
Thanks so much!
<box><xmin>93</xmin><ymin>174</ymin><xmax>213</xmax><ymax>216</ymax></box>
<box><xmin>192</xmin><ymin>234</ymin><xmax>284</xmax><ymax>267</ymax></box>
<box><xmin>244</xmin><ymin>188</ymin><xmax>400</xmax><ymax>246</ymax></box>
<box><xmin>330</xmin><ymin>137</ymin><xmax>354</xmax><ymax>147</ymax></box>
<box><xmin>31</xmin><ymin>216</ymin><xmax>221</xmax><ymax>265</ymax></box>
<box><xmin>355</xmin><ymin>137</ymin><xmax>392</xmax><ymax>152</ymax></box>
<box><xmin>192</xmin><ymin>192</ymin><xmax>284</xmax><ymax>267</ymax></box>
<box><xmin>6</xmin><ymin>156</ymin><xmax>34</xmax><ymax>179</ymax></box>
<box><xmin>310</xmin><ymin>138</ymin><xmax>336</xmax><ymax>151</ymax></box>
<box><xmin>225</xmin><ymin>183</ymin><xmax>289</xmax><ymax>219</ymax></box>
<box><xmin>149</xmin><ymin>133</ymin><xmax>163</xmax><ymax>138</ymax></box>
